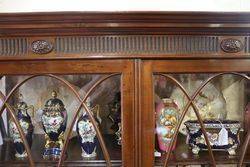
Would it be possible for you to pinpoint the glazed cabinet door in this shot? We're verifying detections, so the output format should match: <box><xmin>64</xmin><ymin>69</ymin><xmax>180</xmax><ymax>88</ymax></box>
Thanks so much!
<box><xmin>140</xmin><ymin>59</ymin><xmax>250</xmax><ymax>167</ymax></box>
<box><xmin>0</xmin><ymin>59</ymin><xmax>135</xmax><ymax>167</ymax></box>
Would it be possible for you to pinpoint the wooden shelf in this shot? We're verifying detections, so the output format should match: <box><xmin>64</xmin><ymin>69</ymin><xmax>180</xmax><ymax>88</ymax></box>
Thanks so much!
<box><xmin>155</xmin><ymin>133</ymin><xmax>250</xmax><ymax>166</ymax></box>
<box><xmin>0</xmin><ymin>134</ymin><xmax>121</xmax><ymax>166</ymax></box>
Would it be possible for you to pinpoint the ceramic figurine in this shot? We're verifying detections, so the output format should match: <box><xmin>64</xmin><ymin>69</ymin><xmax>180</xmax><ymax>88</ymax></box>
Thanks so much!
<box><xmin>77</xmin><ymin>99</ymin><xmax>101</xmax><ymax>158</ymax></box>
<box><xmin>184</xmin><ymin>120</ymin><xmax>241</xmax><ymax>155</ymax></box>
<box><xmin>108</xmin><ymin>92</ymin><xmax>121</xmax><ymax>145</ymax></box>
<box><xmin>9</xmin><ymin>94</ymin><xmax>34</xmax><ymax>158</ymax></box>
<box><xmin>156</xmin><ymin>98</ymin><xmax>179</xmax><ymax>152</ymax></box>
<box><xmin>41</xmin><ymin>91</ymin><xmax>67</xmax><ymax>160</ymax></box>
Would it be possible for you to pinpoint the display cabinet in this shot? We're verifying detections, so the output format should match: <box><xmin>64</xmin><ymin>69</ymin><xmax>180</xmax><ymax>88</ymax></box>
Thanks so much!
<box><xmin>0</xmin><ymin>60</ymin><xmax>135</xmax><ymax>167</ymax></box>
<box><xmin>0</xmin><ymin>12</ymin><xmax>250</xmax><ymax>167</ymax></box>
<box><xmin>141</xmin><ymin>60</ymin><xmax>250</xmax><ymax>167</ymax></box>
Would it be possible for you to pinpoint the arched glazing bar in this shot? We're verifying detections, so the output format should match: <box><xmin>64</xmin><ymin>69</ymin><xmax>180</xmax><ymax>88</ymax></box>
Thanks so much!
<box><xmin>239</xmin><ymin>131</ymin><xmax>250</xmax><ymax>167</ymax></box>
<box><xmin>0</xmin><ymin>91</ymin><xmax>35</xmax><ymax>166</ymax></box>
<box><xmin>157</xmin><ymin>74</ymin><xmax>215</xmax><ymax>166</ymax></box>
<box><xmin>0</xmin><ymin>74</ymin><xmax>118</xmax><ymax>167</ymax></box>
<box><xmin>58</xmin><ymin>73</ymin><xmax>120</xmax><ymax>167</ymax></box>
<box><xmin>158</xmin><ymin>72</ymin><xmax>250</xmax><ymax>167</ymax></box>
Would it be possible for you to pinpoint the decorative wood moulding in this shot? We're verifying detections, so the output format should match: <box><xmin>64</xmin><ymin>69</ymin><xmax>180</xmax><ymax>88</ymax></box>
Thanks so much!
<box><xmin>1</xmin><ymin>12</ymin><xmax>250</xmax><ymax>36</ymax></box>
<box><xmin>0</xmin><ymin>12</ymin><xmax>250</xmax><ymax>36</ymax></box>
<box><xmin>55</xmin><ymin>36</ymin><xmax>219</xmax><ymax>54</ymax></box>
<box><xmin>0</xmin><ymin>35</ymin><xmax>249</xmax><ymax>57</ymax></box>
<box><xmin>220</xmin><ymin>38</ymin><xmax>244</xmax><ymax>53</ymax></box>
<box><xmin>1</xmin><ymin>12</ymin><xmax>250</xmax><ymax>25</ymax></box>
<box><xmin>246</xmin><ymin>37</ymin><xmax>250</xmax><ymax>53</ymax></box>
<box><xmin>0</xmin><ymin>38</ymin><xmax>28</xmax><ymax>56</ymax></box>
<box><xmin>31</xmin><ymin>40</ymin><xmax>53</xmax><ymax>54</ymax></box>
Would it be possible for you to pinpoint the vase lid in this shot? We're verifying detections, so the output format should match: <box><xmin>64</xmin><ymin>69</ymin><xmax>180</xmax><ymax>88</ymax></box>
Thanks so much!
<box><xmin>16</xmin><ymin>94</ymin><xmax>28</xmax><ymax>110</ymax></box>
<box><xmin>44</xmin><ymin>91</ymin><xmax>65</xmax><ymax>111</ymax></box>
<box><xmin>162</xmin><ymin>98</ymin><xmax>174</xmax><ymax>104</ymax></box>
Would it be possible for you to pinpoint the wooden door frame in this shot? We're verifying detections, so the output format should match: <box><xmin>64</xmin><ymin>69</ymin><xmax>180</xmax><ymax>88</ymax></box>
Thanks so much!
<box><xmin>140</xmin><ymin>59</ymin><xmax>250</xmax><ymax>167</ymax></box>
<box><xmin>0</xmin><ymin>59</ymin><xmax>136</xmax><ymax>167</ymax></box>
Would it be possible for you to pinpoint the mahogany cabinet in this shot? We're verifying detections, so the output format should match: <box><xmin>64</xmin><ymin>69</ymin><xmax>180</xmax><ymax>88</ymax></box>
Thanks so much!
<box><xmin>0</xmin><ymin>12</ymin><xmax>250</xmax><ymax>167</ymax></box>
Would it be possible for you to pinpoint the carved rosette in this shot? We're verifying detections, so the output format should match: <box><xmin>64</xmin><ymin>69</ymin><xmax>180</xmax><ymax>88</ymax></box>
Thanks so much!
<box><xmin>220</xmin><ymin>38</ymin><xmax>244</xmax><ymax>53</ymax></box>
<box><xmin>31</xmin><ymin>40</ymin><xmax>53</xmax><ymax>54</ymax></box>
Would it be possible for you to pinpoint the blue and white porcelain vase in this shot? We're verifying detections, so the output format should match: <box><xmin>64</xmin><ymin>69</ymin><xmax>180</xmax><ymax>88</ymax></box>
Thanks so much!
<box><xmin>9</xmin><ymin>94</ymin><xmax>34</xmax><ymax>158</ymax></box>
<box><xmin>77</xmin><ymin>100</ymin><xmax>98</xmax><ymax>158</ymax></box>
<box><xmin>41</xmin><ymin>91</ymin><xmax>67</xmax><ymax>160</ymax></box>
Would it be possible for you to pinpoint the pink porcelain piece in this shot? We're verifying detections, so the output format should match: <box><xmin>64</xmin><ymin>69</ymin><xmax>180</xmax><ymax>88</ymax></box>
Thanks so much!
<box><xmin>156</xmin><ymin>98</ymin><xmax>179</xmax><ymax>152</ymax></box>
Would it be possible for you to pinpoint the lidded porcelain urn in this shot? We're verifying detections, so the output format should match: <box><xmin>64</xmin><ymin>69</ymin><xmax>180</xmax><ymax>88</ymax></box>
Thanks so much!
<box><xmin>41</xmin><ymin>91</ymin><xmax>67</xmax><ymax>160</ymax></box>
<box><xmin>9</xmin><ymin>94</ymin><xmax>34</xmax><ymax>158</ymax></box>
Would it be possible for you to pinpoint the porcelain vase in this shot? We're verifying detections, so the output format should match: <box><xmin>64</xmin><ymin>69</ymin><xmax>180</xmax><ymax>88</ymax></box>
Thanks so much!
<box><xmin>41</xmin><ymin>91</ymin><xmax>67</xmax><ymax>160</ymax></box>
<box><xmin>156</xmin><ymin>98</ymin><xmax>179</xmax><ymax>152</ymax></box>
<box><xmin>9</xmin><ymin>94</ymin><xmax>34</xmax><ymax>158</ymax></box>
<box><xmin>77</xmin><ymin>112</ymin><xmax>97</xmax><ymax>158</ymax></box>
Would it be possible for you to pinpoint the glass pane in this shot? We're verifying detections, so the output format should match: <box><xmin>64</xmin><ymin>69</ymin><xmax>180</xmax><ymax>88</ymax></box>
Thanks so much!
<box><xmin>0</xmin><ymin>74</ymin><xmax>121</xmax><ymax>166</ymax></box>
<box><xmin>154</xmin><ymin>73</ymin><xmax>247</xmax><ymax>166</ymax></box>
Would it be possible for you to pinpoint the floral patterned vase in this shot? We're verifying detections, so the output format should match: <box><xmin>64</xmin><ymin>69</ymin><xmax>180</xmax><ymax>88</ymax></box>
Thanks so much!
<box><xmin>9</xmin><ymin>94</ymin><xmax>34</xmax><ymax>158</ymax></box>
<box><xmin>41</xmin><ymin>91</ymin><xmax>67</xmax><ymax>160</ymax></box>
<box><xmin>156</xmin><ymin>98</ymin><xmax>179</xmax><ymax>152</ymax></box>
<box><xmin>77</xmin><ymin>111</ymin><xmax>97</xmax><ymax>158</ymax></box>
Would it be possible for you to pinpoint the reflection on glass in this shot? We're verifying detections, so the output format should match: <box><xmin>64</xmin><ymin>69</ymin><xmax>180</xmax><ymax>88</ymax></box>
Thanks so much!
<box><xmin>1</xmin><ymin>74</ymin><xmax>121</xmax><ymax>164</ymax></box>
<box><xmin>154</xmin><ymin>73</ymin><xmax>247</xmax><ymax>165</ymax></box>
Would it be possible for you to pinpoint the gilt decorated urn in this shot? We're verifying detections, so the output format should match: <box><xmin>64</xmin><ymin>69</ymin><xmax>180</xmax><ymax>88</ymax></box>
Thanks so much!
<box><xmin>41</xmin><ymin>91</ymin><xmax>67</xmax><ymax>160</ymax></box>
<box><xmin>9</xmin><ymin>94</ymin><xmax>34</xmax><ymax>158</ymax></box>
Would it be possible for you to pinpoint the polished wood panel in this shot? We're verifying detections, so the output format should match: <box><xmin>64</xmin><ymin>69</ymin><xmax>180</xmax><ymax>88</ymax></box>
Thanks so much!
<box><xmin>140</xmin><ymin>61</ymin><xmax>154</xmax><ymax>167</ymax></box>
<box><xmin>121</xmin><ymin>60</ymin><xmax>135</xmax><ymax>167</ymax></box>
<box><xmin>134</xmin><ymin>59</ymin><xmax>140</xmax><ymax>167</ymax></box>
<box><xmin>152</xmin><ymin>59</ymin><xmax>250</xmax><ymax>73</ymax></box>
<box><xmin>0</xmin><ymin>59</ymin><xmax>130</xmax><ymax>75</ymax></box>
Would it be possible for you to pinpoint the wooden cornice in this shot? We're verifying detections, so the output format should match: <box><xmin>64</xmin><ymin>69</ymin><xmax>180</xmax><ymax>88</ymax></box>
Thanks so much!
<box><xmin>1</xmin><ymin>12</ymin><xmax>250</xmax><ymax>24</ymax></box>
<box><xmin>0</xmin><ymin>12</ymin><xmax>250</xmax><ymax>36</ymax></box>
